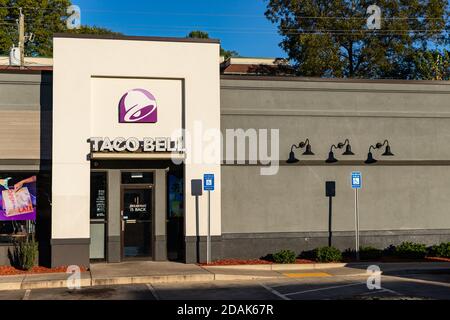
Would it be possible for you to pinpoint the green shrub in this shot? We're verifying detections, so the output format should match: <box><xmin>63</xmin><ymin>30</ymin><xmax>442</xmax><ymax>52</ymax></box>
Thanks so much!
<box><xmin>272</xmin><ymin>249</ymin><xmax>297</xmax><ymax>264</ymax></box>
<box><xmin>394</xmin><ymin>242</ymin><xmax>427</xmax><ymax>259</ymax></box>
<box><xmin>12</xmin><ymin>238</ymin><xmax>39</xmax><ymax>270</ymax></box>
<box><xmin>313</xmin><ymin>246</ymin><xmax>343</xmax><ymax>262</ymax></box>
<box><xmin>359</xmin><ymin>246</ymin><xmax>383</xmax><ymax>260</ymax></box>
<box><xmin>428</xmin><ymin>242</ymin><xmax>450</xmax><ymax>258</ymax></box>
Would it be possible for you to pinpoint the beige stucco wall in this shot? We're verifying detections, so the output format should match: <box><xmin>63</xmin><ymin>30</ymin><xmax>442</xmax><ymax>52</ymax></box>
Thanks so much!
<box><xmin>52</xmin><ymin>36</ymin><xmax>221</xmax><ymax>240</ymax></box>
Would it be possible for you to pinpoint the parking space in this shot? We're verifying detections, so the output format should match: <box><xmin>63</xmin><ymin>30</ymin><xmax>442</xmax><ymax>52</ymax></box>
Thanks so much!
<box><xmin>0</xmin><ymin>272</ymin><xmax>449</xmax><ymax>300</ymax></box>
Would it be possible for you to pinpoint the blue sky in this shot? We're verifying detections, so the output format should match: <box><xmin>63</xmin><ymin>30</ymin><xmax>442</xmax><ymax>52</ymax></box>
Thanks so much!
<box><xmin>74</xmin><ymin>0</ymin><xmax>285</xmax><ymax>58</ymax></box>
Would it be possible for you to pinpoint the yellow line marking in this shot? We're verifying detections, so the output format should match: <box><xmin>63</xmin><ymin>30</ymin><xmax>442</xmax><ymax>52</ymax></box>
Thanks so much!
<box><xmin>283</xmin><ymin>272</ymin><xmax>332</xmax><ymax>278</ymax></box>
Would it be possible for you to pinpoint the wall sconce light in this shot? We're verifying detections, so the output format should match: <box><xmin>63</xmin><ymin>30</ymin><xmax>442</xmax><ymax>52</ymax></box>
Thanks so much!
<box><xmin>287</xmin><ymin>139</ymin><xmax>314</xmax><ymax>163</ymax></box>
<box><xmin>365</xmin><ymin>140</ymin><xmax>394</xmax><ymax>164</ymax></box>
<box><xmin>326</xmin><ymin>139</ymin><xmax>354</xmax><ymax>163</ymax></box>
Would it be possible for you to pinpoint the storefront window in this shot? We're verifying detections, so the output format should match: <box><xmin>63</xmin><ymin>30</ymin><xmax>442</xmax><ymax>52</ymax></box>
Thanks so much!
<box><xmin>90</xmin><ymin>172</ymin><xmax>107</xmax><ymax>260</ymax></box>
<box><xmin>0</xmin><ymin>173</ymin><xmax>37</xmax><ymax>243</ymax></box>
<box><xmin>90</xmin><ymin>172</ymin><xmax>107</xmax><ymax>219</ymax></box>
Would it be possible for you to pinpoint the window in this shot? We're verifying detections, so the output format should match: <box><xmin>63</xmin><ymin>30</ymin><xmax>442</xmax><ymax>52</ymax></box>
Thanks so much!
<box><xmin>90</xmin><ymin>172</ymin><xmax>107</xmax><ymax>260</ymax></box>
<box><xmin>0</xmin><ymin>173</ymin><xmax>37</xmax><ymax>243</ymax></box>
<box><xmin>121</xmin><ymin>172</ymin><xmax>153</xmax><ymax>184</ymax></box>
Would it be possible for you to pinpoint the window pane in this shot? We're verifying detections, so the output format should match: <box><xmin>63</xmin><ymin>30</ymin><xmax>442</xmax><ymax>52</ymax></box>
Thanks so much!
<box><xmin>89</xmin><ymin>223</ymin><xmax>105</xmax><ymax>259</ymax></box>
<box><xmin>90</xmin><ymin>172</ymin><xmax>107</xmax><ymax>219</ymax></box>
<box><xmin>121</xmin><ymin>172</ymin><xmax>153</xmax><ymax>184</ymax></box>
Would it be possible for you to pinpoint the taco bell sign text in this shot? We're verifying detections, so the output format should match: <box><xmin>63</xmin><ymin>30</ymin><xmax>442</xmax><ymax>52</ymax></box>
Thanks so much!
<box><xmin>119</xmin><ymin>88</ymin><xmax>157</xmax><ymax>123</ymax></box>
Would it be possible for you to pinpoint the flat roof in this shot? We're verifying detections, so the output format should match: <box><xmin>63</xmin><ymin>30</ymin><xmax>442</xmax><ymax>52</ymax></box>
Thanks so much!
<box><xmin>53</xmin><ymin>33</ymin><xmax>220</xmax><ymax>44</ymax></box>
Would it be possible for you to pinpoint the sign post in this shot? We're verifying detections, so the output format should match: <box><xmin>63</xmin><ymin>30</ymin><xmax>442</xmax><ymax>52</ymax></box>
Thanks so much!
<box><xmin>203</xmin><ymin>174</ymin><xmax>215</xmax><ymax>264</ymax></box>
<box><xmin>190</xmin><ymin>179</ymin><xmax>203</xmax><ymax>263</ymax></box>
<box><xmin>351</xmin><ymin>172</ymin><xmax>362</xmax><ymax>260</ymax></box>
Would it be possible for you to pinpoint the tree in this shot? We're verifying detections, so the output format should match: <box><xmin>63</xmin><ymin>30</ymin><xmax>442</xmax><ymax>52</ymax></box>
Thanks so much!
<box><xmin>265</xmin><ymin>0</ymin><xmax>449</xmax><ymax>79</ymax></box>
<box><xmin>187</xmin><ymin>30</ymin><xmax>239</xmax><ymax>59</ymax></box>
<box><xmin>414</xmin><ymin>49</ymin><xmax>450</xmax><ymax>80</ymax></box>
<box><xmin>0</xmin><ymin>0</ymin><xmax>120</xmax><ymax>57</ymax></box>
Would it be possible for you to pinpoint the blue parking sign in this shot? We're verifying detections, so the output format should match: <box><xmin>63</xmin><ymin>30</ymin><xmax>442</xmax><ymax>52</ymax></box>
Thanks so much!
<box><xmin>203</xmin><ymin>174</ymin><xmax>214</xmax><ymax>191</ymax></box>
<box><xmin>351</xmin><ymin>172</ymin><xmax>362</xmax><ymax>189</ymax></box>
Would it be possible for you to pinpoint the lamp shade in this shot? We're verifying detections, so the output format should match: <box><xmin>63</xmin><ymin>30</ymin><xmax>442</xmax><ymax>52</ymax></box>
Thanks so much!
<box><xmin>342</xmin><ymin>144</ymin><xmax>354</xmax><ymax>155</ymax></box>
<box><xmin>325</xmin><ymin>151</ymin><xmax>338</xmax><ymax>163</ymax></box>
<box><xmin>302</xmin><ymin>144</ymin><xmax>314</xmax><ymax>155</ymax></box>
<box><xmin>382</xmin><ymin>145</ymin><xmax>394</xmax><ymax>156</ymax></box>
<box><xmin>287</xmin><ymin>151</ymin><xmax>299</xmax><ymax>163</ymax></box>
<box><xmin>365</xmin><ymin>152</ymin><xmax>377</xmax><ymax>164</ymax></box>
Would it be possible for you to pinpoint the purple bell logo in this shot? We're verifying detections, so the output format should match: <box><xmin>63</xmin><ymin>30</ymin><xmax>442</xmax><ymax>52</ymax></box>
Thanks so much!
<box><xmin>119</xmin><ymin>88</ymin><xmax>157</xmax><ymax>123</ymax></box>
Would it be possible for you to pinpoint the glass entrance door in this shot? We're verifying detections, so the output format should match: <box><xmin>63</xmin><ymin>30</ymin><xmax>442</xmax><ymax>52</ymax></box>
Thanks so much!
<box><xmin>121</xmin><ymin>186</ymin><xmax>153</xmax><ymax>258</ymax></box>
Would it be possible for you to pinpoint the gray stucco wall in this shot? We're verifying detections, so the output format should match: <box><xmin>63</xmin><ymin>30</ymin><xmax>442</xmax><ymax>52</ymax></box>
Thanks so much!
<box><xmin>0</xmin><ymin>71</ymin><xmax>51</xmax><ymax>162</ymax></box>
<box><xmin>220</xmin><ymin>76</ymin><xmax>450</xmax><ymax>257</ymax></box>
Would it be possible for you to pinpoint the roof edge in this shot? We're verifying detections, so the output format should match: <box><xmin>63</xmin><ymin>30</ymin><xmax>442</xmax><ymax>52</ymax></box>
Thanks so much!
<box><xmin>53</xmin><ymin>33</ymin><xmax>220</xmax><ymax>44</ymax></box>
<box><xmin>220</xmin><ymin>74</ymin><xmax>450</xmax><ymax>85</ymax></box>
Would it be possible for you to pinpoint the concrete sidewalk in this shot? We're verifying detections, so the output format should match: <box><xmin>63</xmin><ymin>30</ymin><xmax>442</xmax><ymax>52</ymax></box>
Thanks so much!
<box><xmin>0</xmin><ymin>261</ymin><xmax>448</xmax><ymax>291</ymax></box>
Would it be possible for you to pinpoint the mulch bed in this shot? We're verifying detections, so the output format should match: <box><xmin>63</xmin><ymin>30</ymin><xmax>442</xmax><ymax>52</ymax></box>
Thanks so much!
<box><xmin>200</xmin><ymin>256</ymin><xmax>450</xmax><ymax>266</ymax></box>
<box><xmin>0</xmin><ymin>265</ymin><xmax>87</xmax><ymax>276</ymax></box>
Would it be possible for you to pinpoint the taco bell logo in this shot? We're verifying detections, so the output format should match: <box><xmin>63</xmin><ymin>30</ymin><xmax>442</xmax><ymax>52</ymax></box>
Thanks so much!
<box><xmin>119</xmin><ymin>88</ymin><xmax>157</xmax><ymax>123</ymax></box>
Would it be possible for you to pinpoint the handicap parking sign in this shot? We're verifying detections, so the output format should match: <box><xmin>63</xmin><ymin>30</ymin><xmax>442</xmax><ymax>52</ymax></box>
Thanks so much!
<box><xmin>203</xmin><ymin>174</ymin><xmax>214</xmax><ymax>191</ymax></box>
<box><xmin>351</xmin><ymin>172</ymin><xmax>362</xmax><ymax>189</ymax></box>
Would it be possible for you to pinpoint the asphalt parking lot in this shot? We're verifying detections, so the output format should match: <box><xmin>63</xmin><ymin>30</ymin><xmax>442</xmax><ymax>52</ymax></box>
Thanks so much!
<box><xmin>0</xmin><ymin>272</ymin><xmax>449</xmax><ymax>300</ymax></box>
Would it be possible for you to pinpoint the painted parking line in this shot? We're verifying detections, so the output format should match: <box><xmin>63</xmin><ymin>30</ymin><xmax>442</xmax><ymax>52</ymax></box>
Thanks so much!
<box><xmin>22</xmin><ymin>289</ymin><xmax>31</xmax><ymax>300</ymax></box>
<box><xmin>259</xmin><ymin>283</ymin><xmax>291</xmax><ymax>300</ymax></box>
<box><xmin>283</xmin><ymin>272</ymin><xmax>331</xmax><ymax>278</ymax></box>
<box><xmin>146</xmin><ymin>283</ymin><xmax>160</xmax><ymax>300</ymax></box>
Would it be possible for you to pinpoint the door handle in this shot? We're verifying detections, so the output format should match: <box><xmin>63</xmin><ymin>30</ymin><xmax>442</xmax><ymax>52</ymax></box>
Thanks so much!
<box><xmin>121</xmin><ymin>220</ymin><xmax>125</xmax><ymax>232</ymax></box>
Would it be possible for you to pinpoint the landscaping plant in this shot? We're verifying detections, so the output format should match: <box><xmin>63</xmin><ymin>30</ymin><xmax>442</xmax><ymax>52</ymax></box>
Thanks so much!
<box><xmin>394</xmin><ymin>242</ymin><xmax>427</xmax><ymax>259</ymax></box>
<box><xmin>359</xmin><ymin>246</ymin><xmax>383</xmax><ymax>260</ymax></box>
<box><xmin>428</xmin><ymin>242</ymin><xmax>450</xmax><ymax>258</ymax></box>
<box><xmin>272</xmin><ymin>249</ymin><xmax>297</xmax><ymax>264</ymax></box>
<box><xmin>313</xmin><ymin>246</ymin><xmax>342</xmax><ymax>263</ymax></box>
<box><xmin>11</xmin><ymin>237</ymin><xmax>39</xmax><ymax>270</ymax></box>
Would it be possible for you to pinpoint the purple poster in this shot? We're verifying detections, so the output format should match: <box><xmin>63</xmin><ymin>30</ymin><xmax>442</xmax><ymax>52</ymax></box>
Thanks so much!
<box><xmin>0</xmin><ymin>175</ymin><xmax>36</xmax><ymax>221</ymax></box>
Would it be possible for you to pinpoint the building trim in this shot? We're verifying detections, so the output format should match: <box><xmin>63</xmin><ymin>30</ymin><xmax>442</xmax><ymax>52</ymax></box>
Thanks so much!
<box><xmin>221</xmin><ymin>109</ymin><xmax>450</xmax><ymax>119</ymax></box>
<box><xmin>220</xmin><ymin>74</ymin><xmax>450</xmax><ymax>86</ymax></box>
<box><xmin>222</xmin><ymin>160</ymin><xmax>450</xmax><ymax>166</ymax></box>
<box><xmin>54</xmin><ymin>33</ymin><xmax>220</xmax><ymax>44</ymax></box>
<box><xmin>222</xmin><ymin>229</ymin><xmax>450</xmax><ymax>239</ymax></box>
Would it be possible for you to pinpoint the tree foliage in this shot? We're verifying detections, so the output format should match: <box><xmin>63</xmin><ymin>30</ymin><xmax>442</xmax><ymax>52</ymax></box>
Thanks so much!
<box><xmin>0</xmin><ymin>0</ymin><xmax>120</xmax><ymax>57</ymax></box>
<box><xmin>187</xmin><ymin>30</ymin><xmax>239</xmax><ymax>59</ymax></box>
<box><xmin>265</xmin><ymin>0</ymin><xmax>449</xmax><ymax>79</ymax></box>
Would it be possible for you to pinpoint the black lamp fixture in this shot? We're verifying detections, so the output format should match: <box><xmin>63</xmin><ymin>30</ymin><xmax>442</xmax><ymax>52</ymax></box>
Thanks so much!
<box><xmin>326</xmin><ymin>139</ymin><xmax>354</xmax><ymax>163</ymax></box>
<box><xmin>365</xmin><ymin>140</ymin><xmax>394</xmax><ymax>164</ymax></box>
<box><xmin>287</xmin><ymin>139</ymin><xmax>314</xmax><ymax>163</ymax></box>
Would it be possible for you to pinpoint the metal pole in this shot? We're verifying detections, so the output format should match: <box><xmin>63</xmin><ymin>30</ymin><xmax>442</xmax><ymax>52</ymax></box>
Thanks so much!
<box><xmin>18</xmin><ymin>8</ymin><xmax>25</xmax><ymax>69</ymax></box>
<box><xmin>355</xmin><ymin>188</ymin><xmax>359</xmax><ymax>260</ymax></box>
<box><xmin>328</xmin><ymin>196</ymin><xmax>332</xmax><ymax>247</ymax></box>
<box><xmin>207</xmin><ymin>190</ymin><xmax>211</xmax><ymax>264</ymax></box>
<box><xmin>356</xmin><ymin>188</ymin><xmax>360</xmax><ymax>259</ymax></box>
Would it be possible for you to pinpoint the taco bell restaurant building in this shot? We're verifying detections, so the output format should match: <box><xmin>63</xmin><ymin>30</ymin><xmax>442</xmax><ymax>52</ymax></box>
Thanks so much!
<box><xmin>0</xmin><ymin>34</ymin><xmax>450</xmax><ymax>268</ymax></box>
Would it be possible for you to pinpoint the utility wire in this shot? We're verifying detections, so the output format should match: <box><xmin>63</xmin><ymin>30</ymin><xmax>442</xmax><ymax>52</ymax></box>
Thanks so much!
<box><xmin>0</xmin><ymin>5</ymin><xmax>447</xmax><ymax>20</ymax></box>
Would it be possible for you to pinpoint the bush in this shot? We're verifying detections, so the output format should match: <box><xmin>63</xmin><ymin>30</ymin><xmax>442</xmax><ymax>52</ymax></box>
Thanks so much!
<box><xmin>428</xmin><ymin>242</ymin><xmax>450</xmax><ymax>258</ymax></box>
<box><xmin>11</xmin><ymin>238</ymin><xmax>39</xmax><ymax>270</ymax></box>
<box><xmin>272</xmin><ymin>249</ymin><xmax>297</xmax><ymax>264</ymax></box>
<box><xmin>313</xmin><ymin>246</ymin><xmax>342</xmax><ymax>263</ymax></box>
<box><xmin>394</xmin><ymin>242</ymin><xmax>427</xmax><ymax>259</ymax></box>
<box><xmin>359</xmin><ymin>246</ymin><xmax>383</xmax><ymax>260</ymax></box>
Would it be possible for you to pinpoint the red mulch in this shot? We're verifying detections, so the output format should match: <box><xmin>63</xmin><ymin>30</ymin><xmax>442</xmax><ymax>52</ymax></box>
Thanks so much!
<box><xmin>200</xmin><ymin>258</ymin><xmax>315</xmax><ymax>266</ymax></box>
<box><xmin>201</xmin><ymin>256</ymin><xmax>450</xmax><ymax>266</ymax></box>
<box><xmin>0</xmin><ymin>265</ymin><xmax>87</xmax><ymax>276</ymax></box>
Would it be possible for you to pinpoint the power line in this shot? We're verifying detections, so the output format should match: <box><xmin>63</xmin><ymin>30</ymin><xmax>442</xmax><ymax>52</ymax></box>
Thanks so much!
<box><xmin>0</xmin><ymin>5</ymin><xmax>448</xmax><ymax>20</ymax></box>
